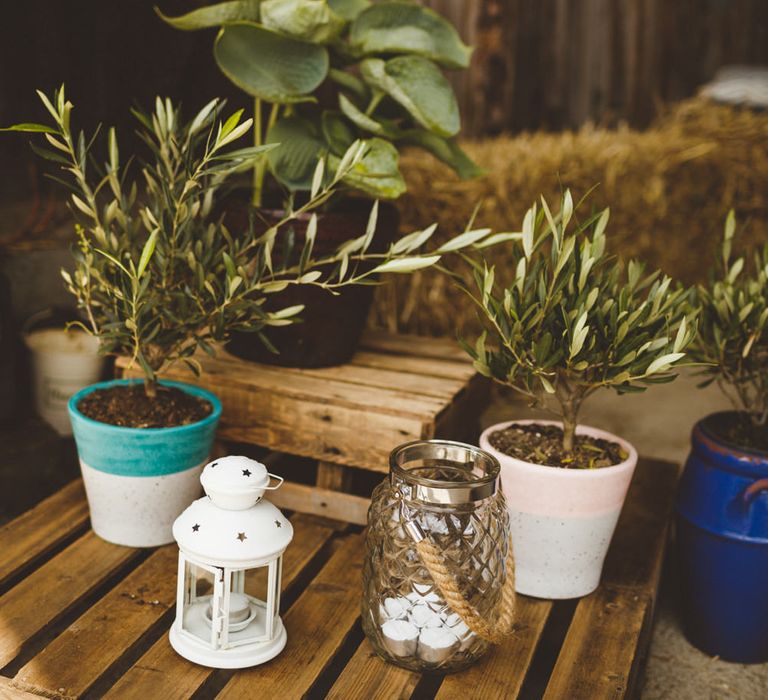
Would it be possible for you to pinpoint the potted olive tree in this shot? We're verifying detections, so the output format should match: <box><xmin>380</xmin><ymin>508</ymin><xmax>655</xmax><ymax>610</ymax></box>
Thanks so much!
<box><xmin>455</xmin><ymin>192</ymin><xmax>694</xmax><ymax>598</ymax></box>
<box><xmin>158</xmin><ymin>0</ymin><xmax>481</xmax><ymax>366</ymax></box>
<box><xmin>5</xmin><ymin>87</ymin><xmax>461</xmax><ymax>547</ymax></box>
<box><xmin>677</xmin><ymin>211</ymin><xmax>768</xmax><ymax>663</ymax></box>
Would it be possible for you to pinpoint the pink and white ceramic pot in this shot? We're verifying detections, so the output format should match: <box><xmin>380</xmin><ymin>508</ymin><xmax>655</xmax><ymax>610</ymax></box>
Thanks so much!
<box><xmin>480</xmin><ymin>419</ymin><xmax>638</xmax><ymax>599</ymax></box>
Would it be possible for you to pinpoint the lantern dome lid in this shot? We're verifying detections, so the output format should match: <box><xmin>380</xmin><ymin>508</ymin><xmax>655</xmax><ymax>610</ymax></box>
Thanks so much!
<box><xmin>173</xmin><ymin>456</ymin><xmax>293</xmax><ymax>567</ymax></box>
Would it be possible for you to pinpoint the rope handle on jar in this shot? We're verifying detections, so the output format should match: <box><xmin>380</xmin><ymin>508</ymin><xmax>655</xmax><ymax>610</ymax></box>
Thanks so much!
<box><xmin>405</xmin><ymin>520</ymin><xmax>516</xmax><ymax>644</ymax></box>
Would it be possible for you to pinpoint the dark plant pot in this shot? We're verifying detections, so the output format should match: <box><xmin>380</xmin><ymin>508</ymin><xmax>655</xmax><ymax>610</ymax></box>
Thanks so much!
<box><xmin>227</xmin><ymin>199</ymin><xmax>399</xmax><ymax>368</ymax></box>
<box><xmin>676</xmin><ymin>411</ymin><xmax>768</xmax><ymax>663</ymax></box>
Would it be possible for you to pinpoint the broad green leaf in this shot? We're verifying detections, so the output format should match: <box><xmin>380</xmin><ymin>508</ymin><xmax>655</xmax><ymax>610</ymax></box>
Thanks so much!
<box><xmin>214</xmin><ymin>23</ymin><xmax>328</xmax><ymax>102</ymax></box>
<box><xmin>261</xmin><ymin>0</ymin><xmax>345</xmax><ymax>42</ymax></box>
<box><xmin>156</xmin><ymin>1</ymin><xmax>261</xmax><ymax>30</ymax></box>
<box><xmin>328</xmin><ymin>0</ymin><xmax>369</xmax><ymax>20</ymax></box>
<box><xmin>400</xmin><ymin>129</ymin><xmax>483</xmax><ymax>180</ymax></box>
<box><xmin>321</xmin><ymin>111</ymin><xmax>355</xmax><ymax>155</ymax></box>
<box><xmin>350</xmin><ymin>2</ymin><xmax>472</xmax><ymax>69</ymax></box>
<box><xmin>372</xmin><ymin>255</ymin><xmax>440</xmax><ymax>274</ymax></box>
<box><xmin>339</xmin><ymin>94</ymin><xmax>393</xmax><ymax>137</ymax></box>
<box><xmin>332</xmin><ymin>137</ymin><xmax>406</xmax><ymax>198</ymax></box>
<box><xmin>360</xmin><ymin>56</ymin><xmax>459</xmax><ymax>138</ymax></box>
<box><xmin>0</xmin><ymin>122</ymin><xmax>58</xmax><ymax>133</ymax></box>
<box><xmin>266</xmin><ymin>116</ymin><xmax>327</xmax><ymax>190</ymax></box>
<box><xmin>328</xmin><ymin>68</ymin><xmax>370</xmax><ymax>102</ymax></box>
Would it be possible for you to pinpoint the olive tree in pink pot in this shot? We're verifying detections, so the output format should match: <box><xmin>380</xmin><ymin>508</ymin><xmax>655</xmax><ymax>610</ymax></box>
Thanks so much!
<box><xmin>455</xmin><ymin>192</ymin><xmax>695</xmax><ymax>598</ymax></box>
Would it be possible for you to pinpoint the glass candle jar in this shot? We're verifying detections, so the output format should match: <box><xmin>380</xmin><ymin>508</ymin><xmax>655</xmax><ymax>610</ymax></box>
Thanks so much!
<box><xmin>362</xmin><ymin>440</ymin><xmax>512</xmax><ymax>673</ymax></box>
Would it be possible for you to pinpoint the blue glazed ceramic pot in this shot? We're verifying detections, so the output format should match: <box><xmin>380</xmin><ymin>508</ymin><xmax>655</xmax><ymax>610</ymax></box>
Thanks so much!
<box><xmin>677</xmin><ymin>412</ymin><xmax>768</xmax><ymax>662</ymax></box>
<box><xmin>69</xmin><ymin>379</ymin><xmax>222</xmax><ymax>547</ymax></box>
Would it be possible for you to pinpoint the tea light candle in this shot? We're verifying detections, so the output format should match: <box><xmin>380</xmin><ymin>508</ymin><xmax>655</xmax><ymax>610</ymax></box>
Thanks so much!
<box><xmin>418</xmin><ymin>627</ymin><xmax>459</xmax><ymax>663</ymax></box>
<box><xmin>409</xmin><ymin>603</ymin><xmax>443</xmax><ymax>629</ymax></box>
<box><xmin>383</xmin><ymin>596</ymin><xmax>410</xmax><ymax>620</ymax></box>
<box><xmin>381</xmin><ymin>619</ymin><xmax>419</xmax><ymax>657</ymax></box>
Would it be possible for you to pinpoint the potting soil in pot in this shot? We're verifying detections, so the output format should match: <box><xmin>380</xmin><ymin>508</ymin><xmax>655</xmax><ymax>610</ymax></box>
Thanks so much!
<box><xmin>77</xmin><ymin>384</ymin><xmax>212</xmax><ymax>428</ymax></box>
<box><xmin>488</xmin><ymin>423</ymin><xmax>627</xmax><ymax>468</ymax></box>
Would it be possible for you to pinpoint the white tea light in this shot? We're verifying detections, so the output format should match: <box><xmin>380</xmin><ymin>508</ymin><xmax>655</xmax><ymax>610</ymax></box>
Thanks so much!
<box><xmin>382</xmin><ymin>619</ymin><xmax>419</xmax><ymax>657</ymax></box>
<box><xmin>418</xmin><ymin>627</ymin><xmax>460</xmax><ymax>663</ymax></box>
<box><xmin>169</xmin><ymin>456</ymin><xmax>291</xmax><ymax>668</ymax></box>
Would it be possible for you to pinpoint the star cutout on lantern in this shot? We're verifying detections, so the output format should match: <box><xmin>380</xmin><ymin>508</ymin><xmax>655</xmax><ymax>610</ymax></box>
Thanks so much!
<box><xmin>242</xmin><ymin>469</ymin><xmax>252</xmax><ymax>477</ymax></box>
<box><xmin>237</xmin><ymin>532</ymin><xmax>247</xmax><ymax>542</ymax></box>
<box><xmin>210</xmin><ymin>462</ymin><xmax>218</xmax><ymax>468</ymax></box>
<box><xmin>275</xmin><ymin>520</ymin><xmax>282</xmax><ymax>528</ymax></box>
<box><xmin>192</xmin><ymin>524</ymin><xmax>200</xmax><ymax>532</ymax></box>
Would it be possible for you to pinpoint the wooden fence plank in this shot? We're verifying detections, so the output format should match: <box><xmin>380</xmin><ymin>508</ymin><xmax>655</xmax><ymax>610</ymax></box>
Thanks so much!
<box><xmin>101</xmin><ymin>514</ymin><xmax>337</xmax><ymax>700</ymax></box>
<box><xmin>0</xmin><ymin>480</ymin><xmax>88</xmax><ymax>589</ymax></box>
<box><xmin>14</xmin><ymin>546</ymin><xmax>179</xmax><ymax>698</ymax></box>
<box><xmin>542</xmin><ymin>586</ymin><xmax>648</xmax><ymax>700</ymax></box>
<box><xmin>326</xmin><ymin>639</ymin><xmax>420</xmax><ymax>700</ymax></box>
<box><xmin>0</xmin><ymin>532</ymin><xmax>140</xmax><ymax>668</ymax></box>
<box><xmin>217</xmin><ymin>534</ymin><xmax>364</xmax><ymax>699</ymax></box>
<box><xmin>435</xmin><ymin>597</ymin><xmax>553</xmax><ymax>700</ymax></box>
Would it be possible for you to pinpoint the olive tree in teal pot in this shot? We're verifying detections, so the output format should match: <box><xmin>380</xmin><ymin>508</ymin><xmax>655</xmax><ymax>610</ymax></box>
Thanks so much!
<box><xmin>678</xmin><ymin>212</ymin><xmax>768</xmax><ymax>662</ymax></box>
<box><xmin>5</xmin><ymin>87</ymin><xmax>455</xmax><ymax>546</ymax></box>
<box><xmin>158</xmin><ymin>0</ymin><xmax>482</xmax><ymax>366</ymax></box>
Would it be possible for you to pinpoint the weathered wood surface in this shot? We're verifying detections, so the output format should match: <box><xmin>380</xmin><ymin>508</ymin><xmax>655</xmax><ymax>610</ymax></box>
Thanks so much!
<box><xmin>117</xmin><ymin>333</ymin><xmax>487</xmax><ymax>474</ymax></box>
<box><xmin>0</xmin><ymin>455</ymin><xmax>677</xmax><ymax>699</ymax></box>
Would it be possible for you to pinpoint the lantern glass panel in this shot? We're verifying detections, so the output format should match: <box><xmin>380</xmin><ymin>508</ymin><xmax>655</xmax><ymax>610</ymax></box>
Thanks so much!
<box><xmin>180</xmin><ymin>559</ymin><xmax>222</xmax><ymax>647</ymax></box>
<box><xmin>219</xmin><ymin>563</ymin><xmax>277</xmax><ymax>648</ymax></box>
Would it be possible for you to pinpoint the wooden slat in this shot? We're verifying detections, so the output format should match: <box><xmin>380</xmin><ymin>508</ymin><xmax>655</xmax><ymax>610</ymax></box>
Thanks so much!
<box><xmin>351</xmin><ymin>351</ymin><xmax>474</xmax><ymax>382</ymax></box>
<box><xmin>0</xmin><ymin>480</ymin><xmax>89</xmax><ymax>589</ymax></box>
<box><xmin>0</xmin><ymin>532</ymin><xmax>140</xmax><ymax>667</ymax></box>
<box><xmin>269</xmin><ymin>480</ymin><xmax>371</xmax><ymax>525</ymax></box>
<box><xmin>117</xmin><ymin>350</ymin><xmax>446</xmax><ymax>418</ymax></box>
<box><xmin>101</xmin><ymin>514</ymin><xmax>337</xmax><ymax>700</ymax></box>
<box><xmin>360</xmin><ymin>331</ymin><xmax>469</xmax><ymax>362</ymax></box>
<box><xmin>218</xmin><ymin>534</ymin><xmax>365</xmax><ymax>699</ymax></box>
<box><xmin>600</xmin><ymin>458</ymin><xmax>679</xmax><ymax>594</ymax></box>
<box><xmin>276</xmin><ymin>363</ymin><xmax>465</xmax><ymax>400</ymax></box>
<box><xmin>316</xmin><ymin>462</ymin><xmax>354</xmax><ymax>491</ymax></box>
<box><xmin>14</xmin><ymin>546</ymin><xmax>179</xmax><ymax>698</ymax></box>
<box><xmin>0</xmin><ymin>677</ymin><xmax>46</xmax><ymax>700</ymax></box>
<box><xmin>118</xmin><ymin>359</ymin><xmax>428</xmax><ymax>472</ymax></box>
<box><xmin>542</xmin><ymin>458</ymin><xmax>678</xmax><ymax>700</ymax></box>
<box><xmin>435</xmin><ymin>597</ymin><xmax>553</xmax><ymax>700</ymax></box>
<box><xmin>326</xmin><ymin>639</ymin><xmax>420</xmax><ymax>700</ymax></box>
<box><xmin>542</xmin><ymin>586</ymin><xmax>649</xmax><ymax>700</ymax></box>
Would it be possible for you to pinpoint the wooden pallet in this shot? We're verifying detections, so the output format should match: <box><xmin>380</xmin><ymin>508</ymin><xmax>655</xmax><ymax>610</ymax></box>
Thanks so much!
<box><xmin>116</xmin><ymin>332</ymin><xmax>489</xmax><ymax>525</ymax></box>
<box><xmin>0</xmin><ymin>456</ymin><xmax>678</xmax><ymax>699</ymax></box>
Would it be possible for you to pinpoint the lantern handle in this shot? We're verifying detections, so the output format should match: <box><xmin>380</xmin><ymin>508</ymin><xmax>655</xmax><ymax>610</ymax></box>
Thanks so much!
<box><xmin>264</xmin><ymin>474</ymin><xmax>284</xmax><ymax>490</ymax></box>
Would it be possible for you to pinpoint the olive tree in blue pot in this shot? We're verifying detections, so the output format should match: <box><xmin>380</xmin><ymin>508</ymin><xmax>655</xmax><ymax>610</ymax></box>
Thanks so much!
<box><xmin>5</xmin><ymin>87</ymin><xmax>456</xmax><ymax>546</ymax></box>
<box><xmin>678</xmin><ymin>211</ymin><xmax>768</xmax><ymax>662</ymax></box>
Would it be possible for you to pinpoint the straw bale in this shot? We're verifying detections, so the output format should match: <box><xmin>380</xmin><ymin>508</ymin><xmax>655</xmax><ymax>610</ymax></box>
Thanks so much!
<box><xmin>372</xmin><ymin>98</ymin><xmax>768</xmax><ymax>337</ymax></box>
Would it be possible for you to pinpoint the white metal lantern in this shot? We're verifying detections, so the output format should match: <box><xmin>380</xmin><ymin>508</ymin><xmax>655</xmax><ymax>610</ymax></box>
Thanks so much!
<box><xmin>169</xmin><ymin>455</ymin><xmax>293</xmax><ymax>668</ymax></box>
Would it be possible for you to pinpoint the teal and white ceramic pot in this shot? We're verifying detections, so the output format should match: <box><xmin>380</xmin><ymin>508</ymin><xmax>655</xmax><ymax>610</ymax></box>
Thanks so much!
<box><xmin>68</xmin><ymin>379</ymin><xmax>222</xmax><ymax>547</ymax></box>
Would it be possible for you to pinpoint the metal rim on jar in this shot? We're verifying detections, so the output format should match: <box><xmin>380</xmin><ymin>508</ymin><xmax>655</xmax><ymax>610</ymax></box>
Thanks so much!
<box><xmin>389</xmin><ymin>439</ymin><xmax>500</xmax><ymax>505</ymax></box>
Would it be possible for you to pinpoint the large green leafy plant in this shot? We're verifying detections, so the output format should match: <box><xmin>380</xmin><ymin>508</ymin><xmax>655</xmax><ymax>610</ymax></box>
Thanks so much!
<box><xmin>5</xmin><ymin>87</ymin><xmax>480</xmax><ymax>397</ymax></box>
<box><xmin>158</xmin><ymin>0</ymin><xmax>480</xmax><ymax>204</ymax></box>
<box><xmin>456</xmin><ymin>192</ymin><xmax>695</xmax><ymax>453</ymax></box>
<box><xmin>691</xmin><ymin>212</ymin><xmax>768</xmax><ymax>431</ymax></box>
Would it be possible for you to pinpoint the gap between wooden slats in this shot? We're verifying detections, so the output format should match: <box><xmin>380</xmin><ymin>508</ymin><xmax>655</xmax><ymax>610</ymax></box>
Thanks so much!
<box><xmin>96</xmin><ymin>513</ymin><xmax>339</xmax><ymax>700</ymax></box>
<box><xmin>0</xmin><ymin>480</ymin><xmax>89</xmax><ymax>592</ymax></box>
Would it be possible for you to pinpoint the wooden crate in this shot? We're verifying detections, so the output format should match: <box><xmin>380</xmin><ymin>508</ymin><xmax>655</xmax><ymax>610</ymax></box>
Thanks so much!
<box><xmin>0</xmin><ymin>457</ymin><xmax>678</xmax><ymax>699</ymax></box>
<box><xmin>116</xmin><ymin>332</ymin><xmax>490</xmax><ymax>524</ymax></box>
